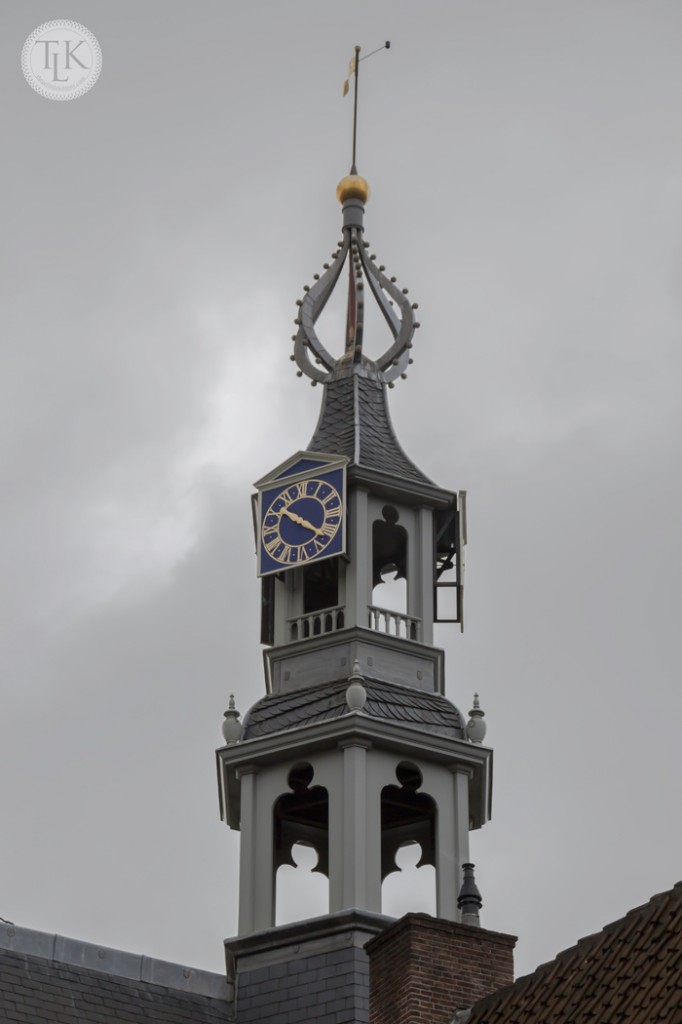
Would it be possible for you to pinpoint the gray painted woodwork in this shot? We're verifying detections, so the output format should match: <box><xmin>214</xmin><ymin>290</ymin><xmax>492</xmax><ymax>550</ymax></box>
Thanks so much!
<box><xmin>218</xmin><ymin>713</ymin><xmax>491</xmax><ymax>933</ymax></box>
<box><xmin>217</xmin><ymin>166</ymin><xmax>490</xmax><ymax>947</ymax></box>
<box><xmin>264</xmin><ymin>627</ymin><xmax>445</xmax><ymax>695</ymax></box>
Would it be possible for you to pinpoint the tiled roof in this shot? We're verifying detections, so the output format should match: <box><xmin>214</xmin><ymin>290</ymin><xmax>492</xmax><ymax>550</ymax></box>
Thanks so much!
<box><xmin>0</xmin><ymin>949</ymin><xmax>232</xmax><ymax>1023</ymax></box>
<box><xmin>307</xmin><ymin>369</ymin><xmax>432</xmax><ymax>485</ymax></box>
<box><xmin>467</xmin><ymin>882</ymin><xmax>682</xmax><ymax>1024</ymax></box>
<box><xmin>242</xmin><ymin>677</ymin><xmax>465</xmax><ymax>740</ymax></box>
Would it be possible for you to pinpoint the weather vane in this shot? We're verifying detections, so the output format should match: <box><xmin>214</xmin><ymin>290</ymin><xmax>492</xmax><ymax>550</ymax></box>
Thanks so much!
<box><xmin>342</xmin><ymin>41</ymin><xmax>391</xmax><ymax>172</ymax></box>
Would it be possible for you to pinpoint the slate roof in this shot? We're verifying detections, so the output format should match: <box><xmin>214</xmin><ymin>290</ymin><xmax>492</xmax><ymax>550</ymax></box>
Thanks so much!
<box><xmin>242</xmin><ymin>677</ymin><xmax>465</xmax><ymax>740</ymax></box>
<box><xmin>307</xmin><ymin>367</ymin><xmax>433</xmax><ymax>485</ymax></box>
<box><xmin>467</xmin><ymin>881</ymin><xmax>682</xmax><ymax>1024</ymax></box>
<box><xmin>0</xmin><ymin>948</ymin><xmax>232</xmax><ymax>1023</ymax></box>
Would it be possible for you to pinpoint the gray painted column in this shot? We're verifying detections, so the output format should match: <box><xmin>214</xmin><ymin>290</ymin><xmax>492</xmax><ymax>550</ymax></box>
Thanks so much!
<box><xmin>432</xmin><ymin>769</ymin><xmax>457</xmax><ymax>921</ymax></box>
<box><xmin>428</xmin><ymin>763</ymin><xmax>472</xmax><ymax>921</ymax></box>
<box><xmin>450</xmin><ymin>765</ymin><xmax>472</xmax><ymax>921</ymax></box>
<box><xmin>272</xmin><ymin>575</ymin><xmax>289</xmax><ymax>646</ymax></box>
<box><xmin>253</xmin><ymin>770</ymin><xmax>286</xmax><ymax>932</ymax></box>
<box><xmin>316</xmin><ymin>752</ymin><xmax>345</xmax><ymax>914</ymax></box>
<box><xmin>339</xmin><ymin>740</ymin><xmax>381</xmax><ymax>912</ymax></box>
<box><xmin>406</xmin><ymin>508</ymin><xmax>418</xmax><ymax>622</ymax></box>
<box><xmin>346</xmin><ymin>488</ymin><xmax>371</xmax><ymax>629</ymax></box>
<box><xmin>236</xmin><ymin>765</ymin><xmax>259</xmax><ymax>935</ymax></box>
<box><xmin>418</xmin><ymin>506</ymin><xmax>434</xmax><ymax>645</ymax></box>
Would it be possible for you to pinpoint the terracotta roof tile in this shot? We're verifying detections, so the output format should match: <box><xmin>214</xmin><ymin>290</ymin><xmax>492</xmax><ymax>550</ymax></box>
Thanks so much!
<box><xmin>467</xmin><ymin>883</ymin><xmax>682</xmax><ymax>1024</ymax></box>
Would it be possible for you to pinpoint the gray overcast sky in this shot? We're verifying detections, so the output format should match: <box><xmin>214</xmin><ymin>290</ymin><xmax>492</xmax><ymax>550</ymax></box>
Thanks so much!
<box><xmin>1</xmin><ymin>0</ymin><xmax>680</xmax><ymax>980</ymax></box>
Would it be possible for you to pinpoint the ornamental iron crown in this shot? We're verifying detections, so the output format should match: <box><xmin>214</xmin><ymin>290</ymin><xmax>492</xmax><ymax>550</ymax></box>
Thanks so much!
<box><xmin>292</xmin><ymin>174</ymin><xmax>419</xmax><ymax>387</ymax></box>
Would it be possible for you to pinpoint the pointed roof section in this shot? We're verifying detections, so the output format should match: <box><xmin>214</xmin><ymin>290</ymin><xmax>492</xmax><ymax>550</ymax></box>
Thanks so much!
<box><xmin>291</xmin><ymin>172</ymin><xmax>432</xmax><ymax>486</ymax></box>
<box><xmin>307</xmin><ymin>366</ymin><xmax>431</xmax><ymax>484</ymax></box>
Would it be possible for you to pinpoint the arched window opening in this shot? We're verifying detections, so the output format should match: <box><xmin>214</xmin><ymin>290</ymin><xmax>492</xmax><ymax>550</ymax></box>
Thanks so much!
<box><xmin>274</xmin><ymin>764</ymin><xmax>329</xmax><ymax>926</ymax></box>
<box><xmin>380</xmin><ymin>762</ymin><xmax>436</xmax><ymax>917</ymax></box>
<box><xmin>371</xmin><ymin>507</ymin><xmax>409</xmax><ymax>631</ymax></box>
<box><xmin>276</xmin><ymin>842</ymin><xmax>329</xmax><ymax>925</ymax></box>
<box><xmin>381</xmin><ymin>842</ymin><xmax>436</xmax><ymax>918</ymax></box>
<box><xmin>376</xmin><ymin>567</ymin><xmax>407</xmax><ymax>616</ymax></box>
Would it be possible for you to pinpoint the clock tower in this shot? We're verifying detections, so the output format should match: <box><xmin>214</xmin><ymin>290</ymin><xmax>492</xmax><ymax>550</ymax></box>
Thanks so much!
<box><xmin>216</xmin><ymin>168</ymin><xmax>492</xmax><ymax>1023</ymax></box>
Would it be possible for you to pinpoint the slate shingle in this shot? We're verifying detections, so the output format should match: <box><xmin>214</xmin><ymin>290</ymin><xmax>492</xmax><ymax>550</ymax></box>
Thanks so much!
<box><xmin>242</xmin><ymin>677</ymin><xmax>465</xmax><ymax>740</ymax></box>
<box><xmin>0</xmin><ymin>950</ymin><xmax>232</xmax><ymax>1024</ymax></box>
<box><xmin>307</xmin><ymin>371</ymin><xmax>432</xmax><ymax>485</ymax></box>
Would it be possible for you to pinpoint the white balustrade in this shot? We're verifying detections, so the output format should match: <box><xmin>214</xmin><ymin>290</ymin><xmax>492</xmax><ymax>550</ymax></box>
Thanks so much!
<box><xmin>288</xmin><ymin>605</ymin><xmax>345</xmax><ymax>642</ymax></box>
<box><xmin>287</xmin><ymin>605</ymin><xmax>421</xmax><ymax>642</ymax></box>
<box><xmin>367</xmin><ymin>605</ymin><xmax>421</xmax><ymax>641</ymax></box>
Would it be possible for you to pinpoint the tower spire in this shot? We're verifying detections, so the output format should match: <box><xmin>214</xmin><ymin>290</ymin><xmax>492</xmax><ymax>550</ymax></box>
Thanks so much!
<box><xmin>218</xmin><ymin>52</ymin><xmax>480</xmax><ymax>964</ymax></box>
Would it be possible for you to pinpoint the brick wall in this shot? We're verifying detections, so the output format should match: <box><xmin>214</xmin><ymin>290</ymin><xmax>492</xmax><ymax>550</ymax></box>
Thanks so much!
<box><xmin>366</xmin><ymin>915</ymin><xmax>516</xmax><ymax>1024</ymax></box>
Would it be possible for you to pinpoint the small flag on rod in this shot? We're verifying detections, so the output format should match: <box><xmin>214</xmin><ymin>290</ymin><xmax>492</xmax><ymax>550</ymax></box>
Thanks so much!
<box><xmin>342</xmin><ymin>54</ymin><xmax>357</xmax><ymax>96</ymax></box>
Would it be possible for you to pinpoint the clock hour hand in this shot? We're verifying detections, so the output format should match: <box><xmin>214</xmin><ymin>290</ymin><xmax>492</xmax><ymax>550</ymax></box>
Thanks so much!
<box><xmin>300</xmin><ymin>518</ymin><xmax>325</xmax><ymax>537</ymax></box>
<box><xmin>281</xmin><ymin>508</ymin><xmax>324</xmax><ymax>536</ymax></box>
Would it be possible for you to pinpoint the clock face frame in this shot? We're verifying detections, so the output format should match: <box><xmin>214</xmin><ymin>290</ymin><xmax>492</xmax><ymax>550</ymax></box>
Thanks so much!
<box><xmin>257</xmin><ymin>465</ymin><xmax>346</xmax><ymax>576</ymax></box>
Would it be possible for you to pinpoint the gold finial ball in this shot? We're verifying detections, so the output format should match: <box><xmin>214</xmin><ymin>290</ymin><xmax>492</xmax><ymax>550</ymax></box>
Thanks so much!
<box><xmin>336</xmin><ymin>174</ymin><xmax>370</xmax><ymax>205</ymax></box>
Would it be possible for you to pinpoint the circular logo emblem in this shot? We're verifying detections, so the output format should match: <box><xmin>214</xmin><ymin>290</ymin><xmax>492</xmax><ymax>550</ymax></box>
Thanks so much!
<box><xmin>21</xmin><ymin>20</ymin><xmax>102</xmax><ymax>101</ymax></box>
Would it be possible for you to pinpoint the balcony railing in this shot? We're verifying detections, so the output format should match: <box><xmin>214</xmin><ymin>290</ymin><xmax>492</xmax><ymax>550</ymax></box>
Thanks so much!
<box><xmin>287</xmin><ymin>605</ymin><xmax>421</xmax><ymax>643</ymax></box>
<box><xmin>288</xmin><ymin>606</ymin><xmax>345</xmax><ymax>642</ymax></box>
<box><xmin>368</xmin><ymin>605</ymin><xmax>421</xmax><ymax>641</ymax></box>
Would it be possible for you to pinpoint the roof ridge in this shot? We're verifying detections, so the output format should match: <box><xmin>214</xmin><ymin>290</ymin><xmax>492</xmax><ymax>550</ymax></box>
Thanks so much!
<box><xmin>0</xmin><ymin>923</ymin><xmax>230</xmax><ymax>1001</ymax></box>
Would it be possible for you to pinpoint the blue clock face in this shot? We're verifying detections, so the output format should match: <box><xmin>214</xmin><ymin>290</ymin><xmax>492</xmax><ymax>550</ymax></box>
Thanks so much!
<box><xmin>259</xmin><ymin>469</ymin><xmax>345</xmax><ymax>575</ymax></box>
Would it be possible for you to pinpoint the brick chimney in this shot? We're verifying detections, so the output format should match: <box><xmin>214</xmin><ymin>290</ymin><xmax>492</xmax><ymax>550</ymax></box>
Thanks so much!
<box><xmin>366</xmin><ymin>914</ymin><xmax>516</xmax><ymax>1024</ymax></box>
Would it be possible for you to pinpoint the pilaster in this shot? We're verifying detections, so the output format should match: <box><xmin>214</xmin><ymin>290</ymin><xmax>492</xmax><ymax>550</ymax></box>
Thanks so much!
<box><xmin>236</xmin><ymin>766</ymin><xmax>259</xmax><ymax>935</ymax></box>
<box><xmin>337</xmin><ymin>740</ymin><xmax>381</xmax><ymax>913</ymax></box>
<box><xmin>346</xmin><ymin>487</ymin><xmax>371</xmax><ymax>628</ymax></box>
<box><xmin>418</xmin><ymin>505</ymin><xmax>434</xmax><ymax>645</ymax></box>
